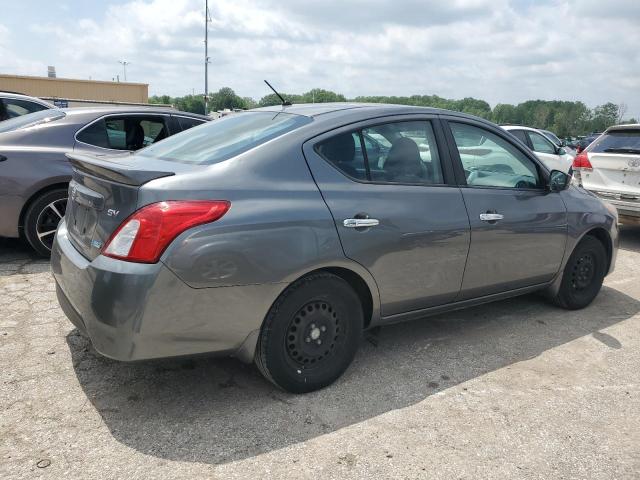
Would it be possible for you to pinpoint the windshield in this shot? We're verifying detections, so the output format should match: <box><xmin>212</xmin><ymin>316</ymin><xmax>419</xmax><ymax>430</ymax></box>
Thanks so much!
<box><xmin>137</xmin><ymin>111</ymin><xmax>312</xmax><ymax>165</ymax></box>
<box><xmin>0</xmin><ymin>109</ymin><xmax>66</xmax><ymax>134</ymax></box>
<box><xmin>588</xmin><ymin>130</ymin><xmax>640</xmax><ymax>154</ymax></box>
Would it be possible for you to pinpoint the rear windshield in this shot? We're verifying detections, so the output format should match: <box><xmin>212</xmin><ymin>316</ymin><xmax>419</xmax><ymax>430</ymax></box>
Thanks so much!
<box><xmin>588</xmin><ymin>130</ymin><xmax>640</xmax><ymax>154</ymax></box>
<box><xmin>136</xmin><ymin>111</ymin><xmax>312</xmax><ymax>165</ymax></box>
<box><xmin>0</xmin><ymin>109</ymin><xmax>66</xmax><ymax>134</ymax></box>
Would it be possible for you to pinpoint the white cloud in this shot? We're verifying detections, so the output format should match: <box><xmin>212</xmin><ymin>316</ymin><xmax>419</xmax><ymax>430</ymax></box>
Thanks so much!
<box><xmin>2</xmin><ymin>0</ymin><xmax>640</xmax><ymax>117</ymax></box>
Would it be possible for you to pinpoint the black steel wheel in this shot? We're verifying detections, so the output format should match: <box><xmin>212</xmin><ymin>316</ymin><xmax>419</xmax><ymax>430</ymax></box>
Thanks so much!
<box><xmin>23</xmin><ymin>189</ymin><xmax>68</xmax><ymax>257</ymax></box>
<box><xmin>255</xmin><ymin>272</ymin><xmax>363</xmax><ymax>393</ymax></box>
<box><xmin>554</xmin><ymin>235</ymin><xmax>606</xmax><ymax>310</ymax></box>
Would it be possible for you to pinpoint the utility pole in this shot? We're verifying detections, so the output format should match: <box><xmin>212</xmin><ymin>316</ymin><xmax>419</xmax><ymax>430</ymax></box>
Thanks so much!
<box><xmin>204</xmin><ymin>0</ymin><xmax>211</xmax><ymax>115</ymax></box>
<box><xmin>118</xmin><ymin>60</ymin><xmax>130</xmax><ymax>82</ymax></box>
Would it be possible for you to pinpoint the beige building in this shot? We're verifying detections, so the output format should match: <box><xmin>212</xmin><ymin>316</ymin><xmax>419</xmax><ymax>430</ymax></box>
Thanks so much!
<box><xmin>0</xmin><ymin>73</ymin><xmax>150</xmax><ymax>106</ymax></box>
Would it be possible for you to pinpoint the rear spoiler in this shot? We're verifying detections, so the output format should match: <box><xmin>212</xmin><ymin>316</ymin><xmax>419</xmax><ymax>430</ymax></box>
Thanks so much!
<box><xmin>66</xmin><ymin>153</ymin><xmax>174</xmax><ymax>186</ymax></box>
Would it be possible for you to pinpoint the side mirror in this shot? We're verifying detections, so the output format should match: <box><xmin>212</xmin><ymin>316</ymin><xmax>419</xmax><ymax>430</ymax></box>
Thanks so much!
<box><xmin>548</xmin><ymin>169</ymin><xmax>571</xmax><ymax>191</ymax></box>
<box><xmin>557</xmin><ymin>147</ymin><xmax>567</xmax><ymax>156</ymax></box>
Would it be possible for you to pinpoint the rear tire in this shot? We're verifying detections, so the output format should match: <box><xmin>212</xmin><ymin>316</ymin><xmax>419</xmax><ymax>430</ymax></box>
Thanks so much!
<box><xmin>255</xmin><ymin>272</ymin><xmax>363</xmax><ymax>393</ymax></box>
<box><xmin>553</xmin><ymin>235</ymin><xmax>606</xmax><ymax>310</ymax></box>
<box><xmin>23</xmin><ymin>189</ymin><xmax>68</xmax><ymax>257</ymax></box>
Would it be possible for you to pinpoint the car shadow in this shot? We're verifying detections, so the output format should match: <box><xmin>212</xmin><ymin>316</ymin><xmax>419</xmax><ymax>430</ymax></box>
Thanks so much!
<box><xmin>0</xmin><ymin>237</ymin><xmax>49</xmax><ymax>277</ymax></box>
<box><xmin>619</xmin><ymin>224</ymin><xmax>640</xmax><ymax>253</ymax></box>
<box><xmin>66</xmin><ymin>285</ymin><xmax>639</xmax><ymax>465</ymax></box>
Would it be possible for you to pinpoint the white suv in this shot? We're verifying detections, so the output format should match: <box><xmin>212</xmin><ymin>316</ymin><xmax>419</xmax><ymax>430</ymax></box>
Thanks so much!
<box><xmin>502</xmin><ymin>125</ymin><xmax>574</xmax><ymax>173</ymax></box>
<box><xmin>573</xmin><ymin>124</ymin><xmax>640</xmax><ymax>223</ymax></box>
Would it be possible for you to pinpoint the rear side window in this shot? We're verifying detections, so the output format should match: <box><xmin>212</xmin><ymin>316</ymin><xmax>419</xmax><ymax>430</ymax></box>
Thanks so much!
<box><xmin>137</xmin><ymin>111</ymin><xmax>312</xmax><ymax>165</ymax></box>
<box><xmin>509</xmin><ymin>129</ymin><xmax>529</xmax><ymax>145</ymax></box>
<box><xmin>316</xmin><ymin>120</ymin><xmax>444</xmax><ymax>185</ymax></box>
<box><xmin>4</xmin><ymin>99</ymin><xmax>49</xmax><ymax>118</ymax></box>
<box><xmin>0</xmin><ymin>109</ymin><xmax>65</xmax><ymax>134</ymax></box>
<box><xmin>176</xmin><ymin>116</ymin><xmax>206</xmax><ymax>131</ymax></box>
<box><xmin>588</xmin><ymin>130</ymin><xmax>640</xmax><ymax>154</ymax></box>
<box><xmin>77</xmin><ymin>115</ymin><xmax>169</xmax><ymax>151</ymax></box>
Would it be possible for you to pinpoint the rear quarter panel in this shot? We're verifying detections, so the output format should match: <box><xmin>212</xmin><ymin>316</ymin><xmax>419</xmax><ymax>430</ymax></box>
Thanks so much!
<box><xmin>140</xmin><ymin>133</ymin><xmax>381</xmax><ymax>320</ymax></box>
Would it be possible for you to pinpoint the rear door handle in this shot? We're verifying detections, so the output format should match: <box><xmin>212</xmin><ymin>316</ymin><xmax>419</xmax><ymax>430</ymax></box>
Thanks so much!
<box><xmin>479</xmin><ymin>213</ymin><xmax>504</xmax><ymax>222</ymax></box>
<box><xmin>343</xmin><ymin>218</ymin><xmax>380</xmax><ymax>228</ymax></box>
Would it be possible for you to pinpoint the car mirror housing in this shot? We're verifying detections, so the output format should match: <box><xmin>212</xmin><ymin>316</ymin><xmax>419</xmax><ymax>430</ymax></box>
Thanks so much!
<box><xmin>548</xmin><ymin>169</ymin><xmax>570</xmax><ymax>191</ymax></box>
<box><xmin>557</xmin><ymin>147</ymin><xmax>567</xmax><ymax>156</ymax></box>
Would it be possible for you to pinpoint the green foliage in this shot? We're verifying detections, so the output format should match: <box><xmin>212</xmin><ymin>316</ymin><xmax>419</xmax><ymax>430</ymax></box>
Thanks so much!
<box><xmin>152</xmin><ymin>87</ymin><xmax>631</xmax><ymax>136</ymax></box>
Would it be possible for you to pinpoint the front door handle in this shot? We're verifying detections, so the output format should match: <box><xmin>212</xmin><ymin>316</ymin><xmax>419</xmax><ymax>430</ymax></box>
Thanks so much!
<box><xmin>343</xmin><ymin>218</ymin><xmax>380</xmax><ymax>228</ymax></box>
<box><xmin>479</xmin><ymin>213</ymin><xmax>504</xmax><ymax>222</ymax></box>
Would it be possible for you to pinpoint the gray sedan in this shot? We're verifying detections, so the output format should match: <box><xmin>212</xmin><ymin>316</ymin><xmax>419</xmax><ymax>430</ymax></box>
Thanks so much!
<box><xmin>51</xmin><ymin>103</ymin><xmax>618</xmax><ymax>393</ymax></box>
<box><xmin>0</xmin><ymin>106</ymin><xmax>208</xmax><ymax>255</ymax></box>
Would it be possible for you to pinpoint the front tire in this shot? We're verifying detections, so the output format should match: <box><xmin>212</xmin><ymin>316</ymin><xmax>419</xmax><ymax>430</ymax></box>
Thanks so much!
<box><xmin>255</xmin><ymin>272</ymin><xmax>363</xmax><ymax>393</ymax></box>
<box><xmin>23</xmin><ymin>189</ymin><xmax>68</xmax><ymax>257</ymax></box>
<box><xmin>554</xmin><ymin>235</ymin><xmax>606</xmax><ymax>310</ymax></box>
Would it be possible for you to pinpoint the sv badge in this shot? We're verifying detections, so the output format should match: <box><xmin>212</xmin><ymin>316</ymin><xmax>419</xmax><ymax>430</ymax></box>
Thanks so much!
<box><xmin>107</xmin><ymin>209</ymin><xmax>120</xmax><ymax>217</ymax></box>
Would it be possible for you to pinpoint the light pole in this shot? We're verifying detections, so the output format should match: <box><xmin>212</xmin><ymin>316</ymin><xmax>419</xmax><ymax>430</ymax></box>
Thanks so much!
<box><xmin>118</xmin><ymin>60</ymin><xmax>130</xmax><ymax>82</ymax></box>
<box><xmin>204</xmin><ymin>0</ymin><xmax>211</xmax><ymax>115</ymax></box>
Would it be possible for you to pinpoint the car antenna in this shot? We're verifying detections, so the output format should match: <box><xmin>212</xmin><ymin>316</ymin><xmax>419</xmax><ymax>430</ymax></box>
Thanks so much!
<box><xmin>264</xmin><ymin>80</ymin><xmax>291</xmax><ymax>107</ymax></box>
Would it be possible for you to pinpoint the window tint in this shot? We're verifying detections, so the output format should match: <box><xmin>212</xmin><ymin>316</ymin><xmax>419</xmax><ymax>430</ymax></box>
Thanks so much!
<box><xmin>450</xmin><ymin>122</ymin><xmax>541</xmax><ymax>189</ymax></box>
<box><xmin>316</xmin><ymin>132</ymin><xmax>367</xmax><ymax>180</ymax></box>
<box><xmin>528</xmin><ymin>131</ymin><xmax>556</xmax><ymax>154</ymax></box>
<box><xmin>176</xmin><ymin>116</ymin><xmax>206</xmax><ymax>131</ymax></box>
<box><xmin>316</xmin><ymin>121</ymin><xmax>444</xmax><ymax>185</ymax></box>
<box><xmin>362</xmin><ymin>121</ymin><xmax>443</xmax><ymax>184</ymax></box>
<box><xmin>588</xmin><ymin>130</ymin><xmax>640</xmax><ymax>153</ymax></box>
<box><xmin>3</xmin><ymin>99</ymin><xmax>49</xmax><ymax>118</ymax></box>
<box><xmin>138</xmin><ymin>111</ymin><xmax>311</xmax><ymax>165</ymax></box>
<box><xmin>77</xmin><ymin>115</ymin><xmax>168</xmax><ymax>151</ymax></box>
<box><xmin>509</xmin><ymin>129</ymin><xmax>529</xmax><ymax>145</ymax></box>
<box><xmin>0</xmin><ymin>109</ymin><xmax>65</xmax><ymax>134</ymax></box>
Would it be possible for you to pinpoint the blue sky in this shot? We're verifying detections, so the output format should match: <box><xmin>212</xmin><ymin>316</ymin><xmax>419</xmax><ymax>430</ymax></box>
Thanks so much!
<box><xmin>1</xmin><ymin>0</ymin><xmax>639</xmax><ymax>117</ymax></box>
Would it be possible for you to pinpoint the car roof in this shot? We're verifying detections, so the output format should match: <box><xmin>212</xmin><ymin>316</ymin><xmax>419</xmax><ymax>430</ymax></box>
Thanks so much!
<box><xmin>501</xmin><ymin>125</ymin><xmax>540</xmax><ymax>132</ymax></box>
<box><xmin>606</xmin><ymin>124</ymin><xmax>640</xmax><ymax>132</ymax></box>
<box><xmin>252</xmin><ymin>102</ymin><xmax>446</xmax><ymax>118</ymax></box>
<box><xmin>0</xmin><ymin>91</ymin><xmax>54</xmax><ymax>107</ymax></box>
<box><xmin>58</xmin><ymin>106</ymin><xmax>208</xmax><ymax>120</ymax></box>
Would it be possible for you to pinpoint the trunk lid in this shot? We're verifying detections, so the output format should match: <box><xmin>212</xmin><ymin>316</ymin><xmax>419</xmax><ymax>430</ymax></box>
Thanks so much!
<box><xmin>582</xmin><ymin>152</ymin><xmax>640</xmax><ymax>196</ymax></box>
<box><xmin>64</xmin><ymin>153</ymin><xmax>176</xmax><ymax>260</ymax></box>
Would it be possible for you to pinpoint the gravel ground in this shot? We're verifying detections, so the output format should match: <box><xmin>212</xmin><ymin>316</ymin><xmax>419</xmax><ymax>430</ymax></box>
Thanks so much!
<box><xmin>1</xmin><ymin>227</ymin><xmax>639</xmax><ymax>479</ymax></box>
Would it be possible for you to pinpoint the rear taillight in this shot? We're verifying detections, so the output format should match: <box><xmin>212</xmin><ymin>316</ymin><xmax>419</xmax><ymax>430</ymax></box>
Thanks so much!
<box><xmin>102</xmin><ymin>200</ymin><xmax>230</xmax><ymax>263</ymax></box>
<box><xmin>572</xmin><ymin>151</ymin><xmax>593</xmax><ymax>171</ymax></box>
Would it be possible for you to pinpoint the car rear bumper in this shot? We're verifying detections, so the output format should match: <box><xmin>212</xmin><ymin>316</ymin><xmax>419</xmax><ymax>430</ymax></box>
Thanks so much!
<box><xmin>591</xmin><ymin>192</ymin><xmax>640</xmax><ymax>220</ymax></box>
<box><xmin>51</xmin><ymin>220</ymin><xmax>284</xmax><ymax>362</ymax></box>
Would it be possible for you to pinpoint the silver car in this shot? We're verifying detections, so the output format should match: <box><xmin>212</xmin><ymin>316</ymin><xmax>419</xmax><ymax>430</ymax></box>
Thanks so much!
<box><xmin>51</xmin><ymin>103</ymin><xmax>618</xmax><ymax>393</ymax></box>
<box><xmin>0</xmin><ymin>106</ymin><xmax>208</xmax><ymax>255</ymax></box>
<box><xmin>0</xmin><ymin>91</ymin><xmax>53</xmax><ymax>121</ymax></box>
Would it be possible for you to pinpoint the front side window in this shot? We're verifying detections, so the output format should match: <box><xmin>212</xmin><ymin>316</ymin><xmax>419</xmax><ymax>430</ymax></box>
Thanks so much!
<box><xmin>316</xmin><ymin>120</ymin><xmax>444</xmax><ymax>185</ymax></box>
<box><xmin>450</xmin><ymin>122</ymin><xmax>541</xmax><ymax>189</ymax></box>
<box><xmin>528</xmin><ymin>131</ymin><xmax>556</xmax><ymax>154</ymax></box>
<box><xmin>77</xmin><ymin>115</ymin><xmax>168</xmax><ymax>151</ymax></box>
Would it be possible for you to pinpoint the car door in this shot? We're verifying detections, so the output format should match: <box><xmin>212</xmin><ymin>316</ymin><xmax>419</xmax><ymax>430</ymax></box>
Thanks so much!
<box><xmin>74</xmin><ymin>114</ymin><xmax>172</xmax><ymax>154</ymax></box>
<box><xmin>442</xmin><ymin>118</ymin><xmax>567</xmax><ymax>300</ymax></box>
<box><xmin>303</xmin><ymin>116</ymin><xmax>470</xmax><ymax>317</ymax></box>
<box><xmin>527</xmin><ymin>130</ymin><xmax>571</xmax><ymax>173</ymax></box>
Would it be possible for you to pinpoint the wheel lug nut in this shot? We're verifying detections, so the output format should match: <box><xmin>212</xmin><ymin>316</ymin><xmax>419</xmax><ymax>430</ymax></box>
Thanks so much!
<box><xmin>321</xmin><ymin>326</ymin><xmax>326</xmax><ymax>332</ymax></box>
<box><xmin>310</xmin><ymin>323</ymin><xmax>315</xmax><ymax>329</ymax></box>
<box><xmin>317</xmin><ymin>339</ymin><xmax>322</xmax><ymax>345</ymax></box>
<box><xmin>305</xmin><ymin>337</ymin><xmax>311</xmax><ymax>343</ymax></box>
